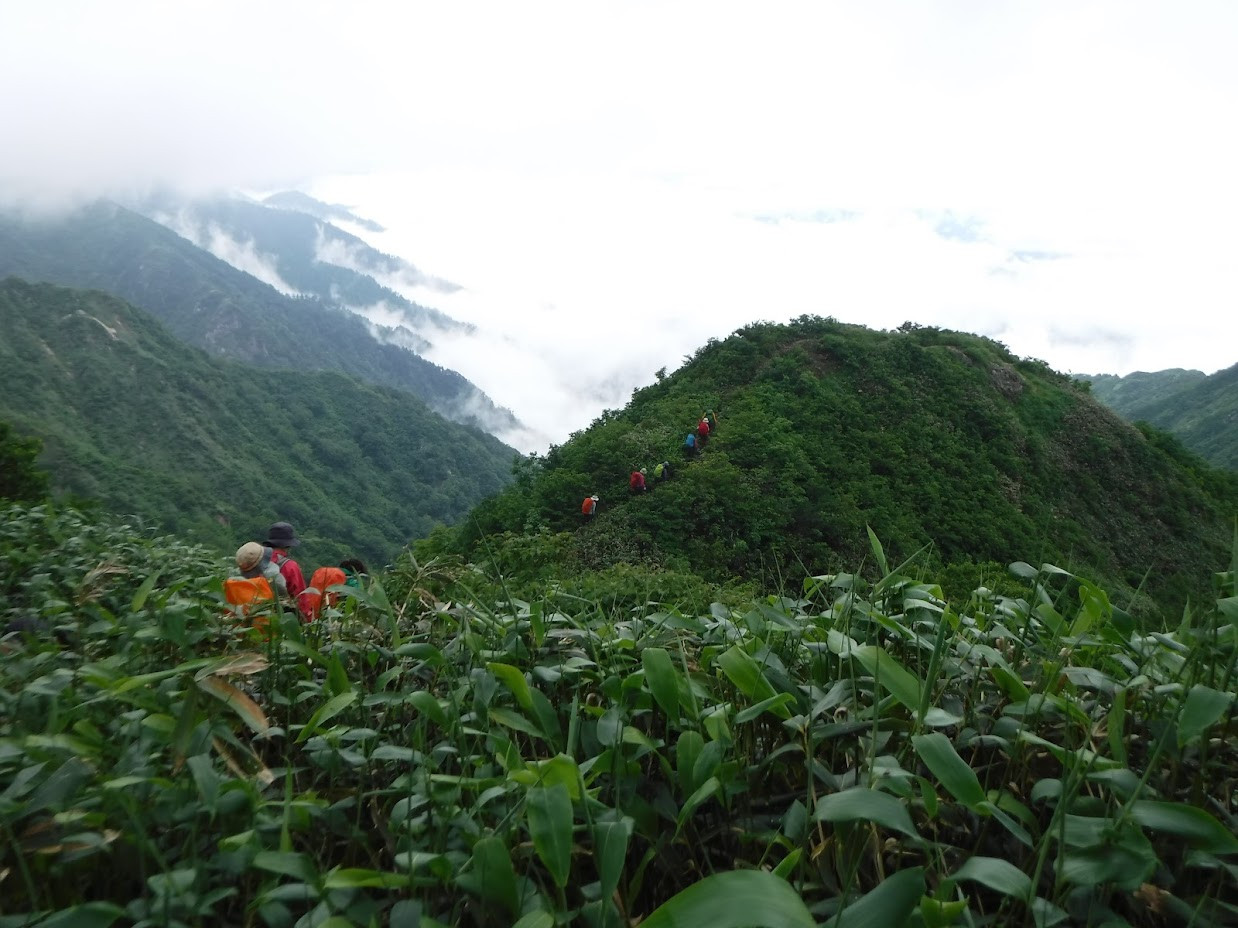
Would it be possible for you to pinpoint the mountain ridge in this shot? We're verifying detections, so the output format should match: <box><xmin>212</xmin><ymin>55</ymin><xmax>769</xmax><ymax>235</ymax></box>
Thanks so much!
<box><xmin>0</xmin><ymin>200</ymin><xmax>519</xmax><ymax>438</ymax></box>
<box><xmin>0</xmin><ymin>277</ymin><xmax>517</xmax><ymax>567</ymax></box>
<box><xmin>440</xmin><ymin>318</ymin><xmax>1237</xmax><ymax>613</ymax></box>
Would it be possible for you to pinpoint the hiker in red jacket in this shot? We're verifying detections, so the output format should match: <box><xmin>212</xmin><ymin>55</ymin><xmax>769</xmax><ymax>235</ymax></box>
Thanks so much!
<box><xmin>582</xmin><ymin>495</ymin><xmax>599</xmax><ymax>519</ymax></box>
<box><xmin>630</xmin><ymin>469</ymin><xmax>648</xmax><ymax>493</ymax></box>
<box><xmin>697</xmin><ymin>414</ymin><xmax>711</xmax><ymax>446</ymax></box>
<box><xmin>265</xmin><ymin>521</ymin><xmax>312</xmax><ymax>620</ymax></box>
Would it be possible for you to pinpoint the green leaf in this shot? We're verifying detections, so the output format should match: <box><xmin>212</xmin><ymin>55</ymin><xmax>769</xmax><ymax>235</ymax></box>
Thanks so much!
<box><xmin>821</xmin><ymin>866</ymin><xmax>925</xmax><ymax>928</ymax></box>
<box><xmin>1130</xmin><ymin>800</ymin><xmax>1238</xmax><ymax>854</ymax></box>
<box><xmin>253</xmin><ymin>850</ymin><xmax>317</xmax><ymax>883</ymax></box>
<box><xmin>296</xmin><ymin>691</ymin><xmax>358</xmax><ymax>742</ymax></box>
<box><xmin>677</xmin><ymin>776</ymin><xmax>722</xmax><ymax>832</ymax></box>
<box><xmin>913</xmin><ymin>733</ymin><xmax>986</xmax><ymax>808</ymax></box>
<box><xmin>512</xmin><ymin>914</ymin><xmax>554</xmax><ymax>928</ymax></box>
<box><xmin>33</xmin><ymin>903</ymin><xmax>125</xmax><ymax>928</ymax></box>
<box><xmin>717</xmin><ymin>645</ymin><xmax>787</xmax><ymax>716</ymax></box>
<box><xmin>643</xmin><ymin>647</ymin><xmax>681</xmax><ymax>721</ymax></box>
<box><xmin>734</xmin><ymin>692</ymin><xmax>796</xmax><ymax>723</ymax></box>
<box><xmin>814</xmin><ymin>787</ymin><xmax>920</xmax><ymax>840</ymax></box>
<box><xmin>409</xmin><ymin>690</ymin><xmax>447</xmax><ymax>727</ymax></box>
<box><xmin>866</xmin><ymin>525</ymin><xmax>890</xmax><ymax>577</ymax></box>
<box><xmin>130</xmin><ymin>570</ymin><xmax>160</xmax><ymax>612</ymax></box>
<box><xmin>490</xmin><ymin>706</ymin><xmax>545</xmax><ymax>739</ymax></box>
<box><xmin>640</xmin><ymin>870</ymin><xmax>815</xmax><ymax>928</ymax></box>
<box><xmin>510</xmin><ymin>753</ymin><xmax>582</xmax><ymax>799</ymax></box>
<box><xmin>952</xmin><ymin>855</ymin><xmax>1032</xmax><ymax>901</ymax></box>
<box><xmin>1177</xmin><ymin>684</ymin><xmax>1233</xmax><ymax>747</ymax></box>
<box><xmin>323</xmin><ymin>868</ymin><xmax>411</xmax><ymax>889</ymax></box>
<box><xmin>852</xmin><ymin>645</ymin><xmax>922</xmax><ymax>713</ymax></box>
<box><xmin>526</xmin><ymin>783</ymin><xmax>573</xmax><ymax>888</ymax></box>
<box><xmin>488</xmin><ymin>661</ymin><xmax>534</xmax><ymax>711</ymax></box>
<box><xmin>594</xmin><ymin>819</ymin><xmax>632</xmax><ymax>903</ymax></box>
<box><xmin>456</xmin><ymin>836</ymin><xmax>521</xmax><ymax>919</ymax></box>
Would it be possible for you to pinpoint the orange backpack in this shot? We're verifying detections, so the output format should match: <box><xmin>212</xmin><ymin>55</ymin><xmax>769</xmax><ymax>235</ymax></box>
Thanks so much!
<box><xmin>223</xmin><ymin>576</ymin><xmax>275</xmax><ymax>633</ymax></box>
<box><xmin>304</xmin><ymin>566</ymin><xmax>348</xmax><ymax>619</ymax></box>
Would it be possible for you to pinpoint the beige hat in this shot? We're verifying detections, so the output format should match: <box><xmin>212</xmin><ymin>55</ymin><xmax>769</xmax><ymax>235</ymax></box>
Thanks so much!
<box><xmin>236</xmin><ymin>542</ymin><xmax>265</xmax><ymax>571</ymax></box>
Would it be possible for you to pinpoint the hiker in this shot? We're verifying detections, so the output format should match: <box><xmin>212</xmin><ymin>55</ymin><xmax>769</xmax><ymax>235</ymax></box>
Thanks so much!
<box><xmin>340</xmin><ymin>558</ymin><xmax>368</xmax><ymax>588</ymax></box>
<box><xmin>706</xmin><ymin>409</ymin><xmax>718</xmax><ymax>432</ymax></box>
<box><xmin>235</xmin><ymin>541</ymin><xmax>288</xmax><ymax>598</ymax></box>
<box><xmin>582</xmin><ymin>495</ymin><xmax>599</xmax><ymax>519</ymax></box>
<box><xmin>304</xmin><ymin>557</ymin><xmax>369</xmax><ymax>619</ymax></box>
<box><xmin>630</xmin><ymin>468</ymin><xmax>648</xmax><ymax>493</ymax></box>
<box><xmin>265</xmin><ymin>521</ymin><xmax>311</xmax><ymax>620</ymax></box>
<box><xmin>683</xmin><ymin>432</ymin><xmax>698</xmax><ymax>459</ymax></box>
<box><xmin>653</xmin><ymin>460</ymin><xmax>673</xmax><ymax>482</ymax></box>
<box><xmin>697</xmin><ymin>414</ymin><xmax>711</xmax><ymax>446</ymax></box>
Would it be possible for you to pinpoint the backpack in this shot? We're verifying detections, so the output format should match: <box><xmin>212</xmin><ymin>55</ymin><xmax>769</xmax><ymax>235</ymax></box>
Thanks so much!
<box><xmin>223</xmin><ymin>576</ymin><xmax>275</xmax><ymax>633</ymax></box>
<box><xmin>582</xmin><ymin>497</ymin><xmax>595</xmax><ymax>515</ymax></box>
<box><xmin>304</xmin><ymin>566</ymin><xmax>348</xmax><ymax>619</ymax></box>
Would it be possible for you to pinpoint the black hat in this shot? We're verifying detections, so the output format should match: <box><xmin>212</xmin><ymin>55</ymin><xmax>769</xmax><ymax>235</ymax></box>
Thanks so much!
<box><xmin>265</xmin><ymin>521</ymin><xmax>301</xmax><ymax>548</ymax></box>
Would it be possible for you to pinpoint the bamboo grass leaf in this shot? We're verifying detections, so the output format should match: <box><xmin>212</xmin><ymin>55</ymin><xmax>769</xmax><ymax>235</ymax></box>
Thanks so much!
<box><xmin>1177</xmin><ymin>684</ymin><xmax>1234</xmax><ymax>747</ymax></box>
<box><xmin>912</xmin><ymin>733</ymin><xmax>986</xmax><ymax>808</ymax></box>
<box><xmin>295</xmin><ymin>691</ymin><xmax>357</xmax><ymax>742</ymax></box>
<box><xmin>820</xmin><ymin>866</ymin><xmax>925</xmax><ymax>928</ymax></box>
<box><xmin>814</xmin><ymin>786</ymin><xmax>920</xmax><ymax>840</ymax></box>
<box><xmin>488</xmin><ymin>661</ymin><xmax>534</xmax><ymax>711</ymax></box>
<box><xmin>643</xmin><ymin>646</ymin><xmax>681</xmax><ymax>721</ymax></box>
<box><xmin>594</xmin><ymin>819</ymin><xmax>632</xmax><ymax>902</ymax></box>
<box><xmin>526</xmin><ymin>782</ymin><xmax>573</xmax><ymax>888</ymax></box>
<box><xmin>1130</xmin><ymin>800</ymin><xmax>1238</xmax><ymax>854</ymax></box>
<box><xmin>640</xmin><ymin>870</ymin><xmax>815</xmax><ymax>928</ymax></box>
<box><xmin>952</xmin><ymin>855</ymin><xmax>1032</xmax><ymax>901</ymax></box>
<box><xmin>852</xmin><ymin>645</ymin><xmax>923</xmax><ymax>713</ymax></box>
<box><xmin>456</xmin><ymin>836</ymin><xmax>521</xmax><ymax>919</ymax></box>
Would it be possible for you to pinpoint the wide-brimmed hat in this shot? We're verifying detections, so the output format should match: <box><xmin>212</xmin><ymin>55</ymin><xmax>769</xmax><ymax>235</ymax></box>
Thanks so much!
<box><xmin>236</xmin><ymin>542</ymin><xmax>265</xmax><ymax>571</ymax></box>
<box><xmin>591</xmin><ymin>495</ymin><xmax>599</xmax><ymax>501</ymax></box>
<box><xmin>265</xmin><ymin>522</ymin><xmax>301</xmax><ymax>548</ymax></box>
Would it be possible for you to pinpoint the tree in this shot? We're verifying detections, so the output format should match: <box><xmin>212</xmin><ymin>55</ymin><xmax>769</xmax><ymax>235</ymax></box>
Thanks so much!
<box><xmin>0</xmin><ymin>420</ymin><xmax>49</xmax><ymax>502</ymax></box>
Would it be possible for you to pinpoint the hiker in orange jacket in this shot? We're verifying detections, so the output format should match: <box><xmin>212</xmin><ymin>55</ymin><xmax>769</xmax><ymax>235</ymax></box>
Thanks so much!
<box><xmin>265</xmin><ymin>521</ymin><xmax>312</xmax><ymax>620</ymax></box>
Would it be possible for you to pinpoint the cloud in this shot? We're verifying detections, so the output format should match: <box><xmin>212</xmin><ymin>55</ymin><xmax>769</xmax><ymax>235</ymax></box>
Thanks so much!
<box><xmin>1</xmin><ymin>1</ymin><xmax>1235</xmax><ymax>452</ymax></box>
<box><xmin>154</xmin><ymin>210</ymin><xmax>302</xmax><ymax>297</ymax></box>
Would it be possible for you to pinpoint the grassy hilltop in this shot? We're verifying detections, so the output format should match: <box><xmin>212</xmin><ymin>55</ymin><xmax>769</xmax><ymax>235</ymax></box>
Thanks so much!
<box><xmin>439</xmin><ymin>317</ymin><xmax>1237</xmax><ymax>615</ymax></box>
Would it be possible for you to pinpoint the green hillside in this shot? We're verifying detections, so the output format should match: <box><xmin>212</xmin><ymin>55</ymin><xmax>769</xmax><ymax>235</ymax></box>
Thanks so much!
<box><xmin>443</xmin><ymin>318</ymin><xmax>1237</xmax><ymax>611</ymax></box>
<box><xmin>0</xmin><ymin>201</ymin><xmax>518</xmax><ymax>435</ymax></box>
<box><xmin>1085</xmin><ymin>366</ymin><xmax>1238</xmax><ymax>471</ymax></box>
<box><xmin>0</xmin><ymin>277</ymin><xmax>516</xmax><ymax>567</ymax></box>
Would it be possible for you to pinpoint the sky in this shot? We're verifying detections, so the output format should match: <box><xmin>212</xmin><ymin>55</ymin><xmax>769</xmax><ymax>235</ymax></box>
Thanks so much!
<box><xmin>2</xmin><ymin>1</ymin><xmax>1236</xmax><ymax>452</ymax></box>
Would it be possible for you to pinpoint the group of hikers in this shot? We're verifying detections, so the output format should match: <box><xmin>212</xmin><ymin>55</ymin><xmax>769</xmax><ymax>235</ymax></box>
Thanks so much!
<box><xmin>225</xmin><ymin>520</ymin><xmax>367</xmax><ymax>624</ymax></box>
<box><xmin>582</xmin><ymin>410</ymin><xmax>718</xmax><ymax>519</ymax></box>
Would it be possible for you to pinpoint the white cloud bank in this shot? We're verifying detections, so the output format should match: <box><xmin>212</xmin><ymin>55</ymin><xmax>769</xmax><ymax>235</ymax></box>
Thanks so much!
<box><xmin>2</xmin><ymin>1</ymin><xmax>1236</xmax><ymax>451</ymax></box>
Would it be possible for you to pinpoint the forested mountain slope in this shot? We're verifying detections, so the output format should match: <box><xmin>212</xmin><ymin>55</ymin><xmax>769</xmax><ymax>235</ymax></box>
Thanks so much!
<box><xmin>1085</xmin><ymin>366</ymin><xmax>1238</xmax><ymax>470</ymax></box>
<box><xmin>449</xmin><ymin>318</ymin><xmax>1238</xmax><ymax>609</ymax></box>
<box><xmin>0</xmin><ymin>278</ymin><xmax>516</xmax><ymax>566</ymax></box>
<box><xmin>0</xmin><ymin>201</ymin><xmax>519</xmax><ymax>435</ymax></box>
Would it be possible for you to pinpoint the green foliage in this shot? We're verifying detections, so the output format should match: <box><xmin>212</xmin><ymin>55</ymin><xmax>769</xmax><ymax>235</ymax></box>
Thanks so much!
<box><xmin>0</xmin><ymin>278</ymin><xmax>516</xmax><ymax>568</ymax></box>
<box><xmin>3</xmin><ymin>504</ymin><xmax>1236</xmax><ymax>927</ymax></box>
<box><xmin>445</xmin><ymin>317</ymin><xmax>1238</xmax><ymax>615</ymax></box>
<box><xmin>0</xmin><ymin>420</ymin><xmax>49</xmax><ymax>502</ymax></box>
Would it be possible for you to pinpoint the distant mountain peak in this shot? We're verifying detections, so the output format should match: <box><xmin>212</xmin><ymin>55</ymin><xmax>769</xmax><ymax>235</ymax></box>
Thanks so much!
<box><xmin>262</xmin><ymin>190</ymin><xmax>385</xmax><ymax>233</ymax></box>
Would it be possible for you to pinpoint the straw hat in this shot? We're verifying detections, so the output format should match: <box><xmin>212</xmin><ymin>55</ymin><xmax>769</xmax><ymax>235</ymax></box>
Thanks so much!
<box><xmin>236</xmin><ymin>542</ymin><xmax>265</xmax><ymax>571</ymax></box>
